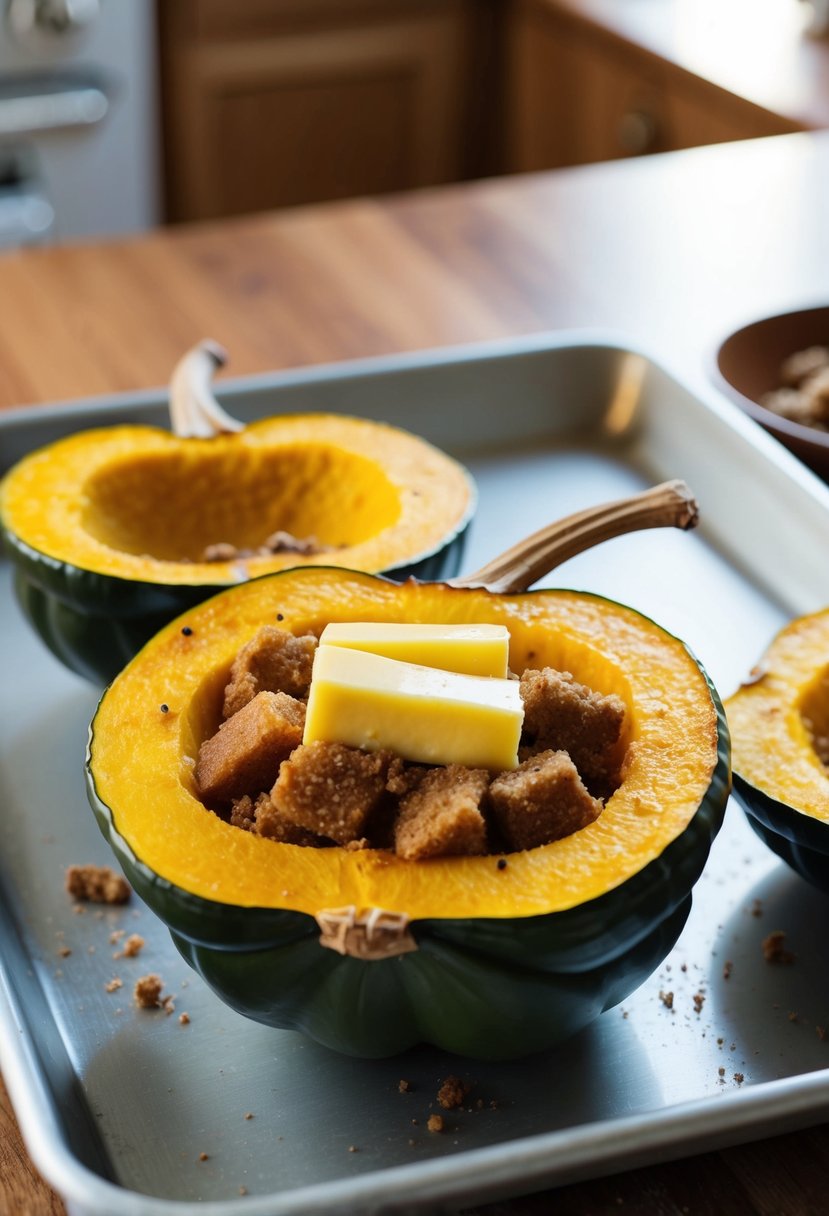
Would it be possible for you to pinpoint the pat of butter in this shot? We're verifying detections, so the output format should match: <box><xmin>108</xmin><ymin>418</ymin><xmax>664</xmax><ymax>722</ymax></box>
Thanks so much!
<box><xmin>304</xmin><ymin>645</ymin><xmax>523</xmax><ymax>770</ymax></box>
<box><xmin>318</xmin><ymin>621</ymin><xmax>510</xmax><ymax>678</ymax></box>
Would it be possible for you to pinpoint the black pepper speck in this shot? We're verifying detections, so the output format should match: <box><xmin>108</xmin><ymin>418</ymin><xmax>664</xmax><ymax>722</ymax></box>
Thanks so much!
<box><xmin>276</xmin><ymin>614</ymin><xmax>284</xmax><ymax>621</ymax></box>
<box><xmin>160</xmin><ymin>704</ymin><xmax>169</xmax><ymax>714</ymax></box>
<box><xmin>181</xmin><ymin>626</ymin><xmax>193</xmax><ymax>636</ymax></box>
<box><xmin>497</xmin><ymin>858</ymin><xmax>508</xmax><ymax>871</ymax></box>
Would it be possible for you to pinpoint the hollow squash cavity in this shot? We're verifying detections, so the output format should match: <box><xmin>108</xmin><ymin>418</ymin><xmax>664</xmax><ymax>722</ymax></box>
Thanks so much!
<box><xmin>81</xmin><ymin>444</ymin><xmax>400</xmax><ymax>561</ymax></box>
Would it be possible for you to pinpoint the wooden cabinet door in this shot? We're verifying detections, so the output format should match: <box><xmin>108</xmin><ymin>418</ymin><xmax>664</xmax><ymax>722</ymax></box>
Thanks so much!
<box><xmin>504</xmin><ymin>0</ymin><xmax>798</xmax><ymax>174</ymax></box>
<box><xmin>161</xmin><ymin>2</ymin><xmax>471</xmax><ymax>220</ymax></box>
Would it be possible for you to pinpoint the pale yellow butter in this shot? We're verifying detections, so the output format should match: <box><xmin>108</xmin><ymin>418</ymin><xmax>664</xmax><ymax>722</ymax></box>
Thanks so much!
<box><xmin>303</xmin><ymin>645</ymin><xmax>523</xmax><ymax>770</ymax></box>
<box><xmin>318</xmin><ymin>621</ymin><xmax>510</xmax><ymax>678</ymax></box>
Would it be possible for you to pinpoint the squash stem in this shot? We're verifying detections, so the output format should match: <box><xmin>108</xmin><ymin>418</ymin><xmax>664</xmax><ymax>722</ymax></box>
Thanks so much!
<box><xmin>168</xmin><ymin>339</ymin><xmax>245</xmax><ymax>438</ymax></box>
<box><xmin>452</xmin><ymin>479</ymin><xmax>699</xmax><ymax>594</ymax></box>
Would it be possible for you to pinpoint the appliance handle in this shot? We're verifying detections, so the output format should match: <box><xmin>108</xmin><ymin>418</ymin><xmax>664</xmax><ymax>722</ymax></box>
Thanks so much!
<box><xmin>0</xmin><ymin>84</ymin><xmax>107</xmax><ymax>137</ymax></box>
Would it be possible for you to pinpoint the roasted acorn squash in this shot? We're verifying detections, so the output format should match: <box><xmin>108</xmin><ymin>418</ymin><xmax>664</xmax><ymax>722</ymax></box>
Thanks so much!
<box><xmin>85</xmin><ymin>567</ymin><xmax>729</xmax><ymax>1060</ymax></box>
<box><xmin>727</xmin><ymin>608</ymin><xmax>829</xmax><ymax>889</ymax></box>
<box><xmin>0</xmin><ymin>414</ymin><xmax>474</xmax><ymax>684</ymax></box>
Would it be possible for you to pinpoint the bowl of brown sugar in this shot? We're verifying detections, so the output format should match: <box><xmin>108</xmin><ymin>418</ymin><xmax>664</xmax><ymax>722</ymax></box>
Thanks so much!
<box><xmin>714</xmin><ymin>304</ymin><xmax>829</xmax><ymax>479</ymax></box>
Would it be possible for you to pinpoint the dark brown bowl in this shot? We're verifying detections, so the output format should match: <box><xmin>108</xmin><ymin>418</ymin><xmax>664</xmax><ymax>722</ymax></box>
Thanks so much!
<box><xmin>713</xmin><ymin>305</ymin><xmax>829</xmax><ymax>479</ymax></box>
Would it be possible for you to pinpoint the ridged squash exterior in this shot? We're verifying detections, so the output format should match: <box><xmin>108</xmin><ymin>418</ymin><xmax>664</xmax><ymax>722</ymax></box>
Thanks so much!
<box><xmin>86</xmin><ymin>569</ymin><xmax>730</xmax><ymax>1059</ymax></box>
<box><xmin>727</xmin><ymin>608</ymin><xmax>829</xmax><ymax>890</ymax></box>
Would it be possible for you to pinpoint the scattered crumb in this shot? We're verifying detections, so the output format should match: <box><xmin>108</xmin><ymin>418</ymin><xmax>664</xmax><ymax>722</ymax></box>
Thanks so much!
<box><xmin>659</xmin><ymin>990</ymin><xmax>674</xmax><ymax>1010</ymax></box>
<box><xmin>65</xmin><ymin>864</ymin><xmax>130</xmax><ymax>905</ymax></box>
<box><xmin>693</xmin><ymin>992</ymin><xmax>705</xmax><ymax>1014</ymax></box>
<box><xmin>348</xmin><ymin>1145</ymin><xmax>358</xmax><ymax>1153</ymax></box>
<box><xmin>162</xmin><ymin>995</ymin><xmax>176</xmax><ymax>1016</ymax></box>
<box><xmin>57</xmin><ymin>946</ymin><xmax>72</xmax><ymax>958</ymax></box>
<box><xmin>763</xmin><ymin>930</ymin><xmax>795</xmax><ymax>964</ymax></box>
<box><xmin>244</xmin><ymin>1112</ymin><xmax>254</xmax><ymax>1120</ymax></box>
<box><xmin>105</xmin><ymin>978</ymin><xmax>123</xmax><ymax>993</ymax></box>
<box><xmin>722</xmin><ymin>960</ymin><xmax>733</xmax><ymax>980</ymax></box>
<box><xmin>133</xmin><ymin>974</ymin><xmax>164</xmax><ymax>1009</ymax></box>
<box><xmin>734</xmin><ymin>1073</ymin><xmax>745</xmax><ymax>1084</ymax></box>
<box><xmin>751</xmin><ymin>899</ymin><xmax>763</xmax><ymax>918</ymax></box>
<box><xmin>109</xmin><ymin>930</ymin><xmax>125</xmax><ymax>945</ymax></box>
<box><xmin>398</xmin><ymin>1079</ymin><xmax>411</xmax><ymax>1093</ymax></box>
<box><xmin>718</xmin><ymin>1067</ymin><xmax>725</xmax><ymax>1077</ymax></box>
<box><xmin>427</xmin><ymin>1114</ymin><xmax>445</xmax><ymax>1133</ymax></box>
<box><xmin>437</xmin><ymin>1075</ymin><xmax>471</xmax><ymax>1110</ymax></box>
<box><xmin>239</xmin><ymin>1186</ymin><xmax>247</xmax><ymax>1196</ymax></box>
<box><xmin>198</xmin><ymin>1152</ymin><xmax>209</xmax><ymax>1162</ymax></box>
<box><xmin>179</xmin><ymin>1013</ymin><xmax>190</xmax><ymax>1026</ymax></box>
<box><xmin>114</xmin><ymin>933</ymin><xmax>145</xmax><ymax>960</ymax></box>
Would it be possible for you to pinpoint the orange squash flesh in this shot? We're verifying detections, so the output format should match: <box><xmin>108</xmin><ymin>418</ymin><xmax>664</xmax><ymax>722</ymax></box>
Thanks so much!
<box><xmin>1</xmin><ymin>414</ymin><xmax>472</xmax><ymax>584</ymax></box>
<box><xmin>727</xmin><ymin>609</ymin><xmax>829</xmax><ymax>823</ymax></box>
<box><xmin>87</xmin><ymin>569</ymin><xmax>721</xmax><ymax>921</ymax></box>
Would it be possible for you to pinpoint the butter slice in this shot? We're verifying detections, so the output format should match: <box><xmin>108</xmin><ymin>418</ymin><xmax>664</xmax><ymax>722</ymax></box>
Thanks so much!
<box><xmin>318</xmin><ymin>621</ymin><xmax>510</xmax><ymax>678</ymax></box>
<box><xmin>303</xmin><ymin>645</ymin><xmax>522</xmax><ymax>770</ymax></box>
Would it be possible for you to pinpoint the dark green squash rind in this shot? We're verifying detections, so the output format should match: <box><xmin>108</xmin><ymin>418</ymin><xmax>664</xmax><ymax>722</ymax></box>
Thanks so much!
<box><xmin>84</xmin><ymin>628</ymin><xmax>729</xmax><ymax>1060</ymax></box>
<box><xmin>732</xmin><ymin>772</ymin><xmax>829</xmax><ymax>891</ymax></box>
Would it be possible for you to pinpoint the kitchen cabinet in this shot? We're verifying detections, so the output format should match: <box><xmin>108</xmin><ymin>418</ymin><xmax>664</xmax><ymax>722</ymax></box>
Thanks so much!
<box><xmin>504</xmin><ymin>0</ymin><xmax>802</xmax><ymax>173</ymax></box>
<box><xmin>158</xmin><ymin>0</ymin><xmax>477</xmax><ymax>220</ymax></box>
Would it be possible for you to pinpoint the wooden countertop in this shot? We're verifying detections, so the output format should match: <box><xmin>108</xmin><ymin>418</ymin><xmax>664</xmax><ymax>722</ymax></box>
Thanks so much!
<box><xmin>4</xmin><ymin>130</ymin><xmax>829</xmax><ymax>1214</ymax></box>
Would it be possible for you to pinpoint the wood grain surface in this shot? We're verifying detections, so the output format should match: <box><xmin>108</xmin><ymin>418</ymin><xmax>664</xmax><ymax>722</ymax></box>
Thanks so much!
<box><xmin>3</xmin><ymin>130</ymin><xmax>829</xmax><ymax>1214</ymax></box>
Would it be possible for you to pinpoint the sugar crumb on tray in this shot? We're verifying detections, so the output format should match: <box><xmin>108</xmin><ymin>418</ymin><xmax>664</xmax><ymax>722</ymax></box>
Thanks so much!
<box><xmin>133</xmin><ymin>974</ymin><xmax>165</xmax><ymax>1009</ymax></box>
<box><xmin>113</xmin><ymin>933</ymin><xmax>145</xmax><ymax>960</ymax></box>
<box><xmin>762</xmin><ymin>930</ymin><xmax>795</xmax><ymax>964</ymax></box>
<box><xmin>65</xmin><ymin>864</ymin><xmax>130</xmax><ymax>904</ymax></box>
<box><xmin>437</xmin><ymin>1075</ymin><xmax>472</xmax><ymax>1110</ymax></box>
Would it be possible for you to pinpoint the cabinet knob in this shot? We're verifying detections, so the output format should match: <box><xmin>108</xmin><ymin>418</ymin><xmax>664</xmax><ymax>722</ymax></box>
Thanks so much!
<box><xmin>617</xmin><ymin>108</ymin><xmax>659</xmax><ymax>155</ymax></box>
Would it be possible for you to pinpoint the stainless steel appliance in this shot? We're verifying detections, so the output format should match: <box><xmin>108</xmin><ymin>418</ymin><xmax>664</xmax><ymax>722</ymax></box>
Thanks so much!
<box><xmin>0</xmin><ymin>0</ymin><xmax>159</xmax><ymax>247</ymax></box>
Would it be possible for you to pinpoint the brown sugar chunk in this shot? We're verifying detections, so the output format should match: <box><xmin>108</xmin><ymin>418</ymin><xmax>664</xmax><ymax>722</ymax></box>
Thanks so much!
<box><xmin>133</xmin><ymin>974</ymin><xmax>164</xmax><ymax>1009</ymax></box>
<box><xmin>780</xmin><ymin>345</ymin><xmax>829</xmax><ymax>388</ymax></box>
<box><xmin>489</xmin><ymin>750</ymin><xmax>603</xmax><ymax>851</ymax></box>
<box><xmin>223</xmin><ymin>626</ymin><xmax>317</xmax><ymax>718</ymax></box>
<box><xmin>65</xmin><ymin>864</ymin><xmax>130</xmax><ymax>905</ymax></box>
<box><xmin>519</xmin><ymin>667</ymin><xmax>626</xmax><ymax>791</ymax></box>
<box><xmin>803</xmin><ymin>367</ymin><xmax>829</xmax><ymax>421</ymax></box>
<box><xmin>196</xmin><ymin>691</ymin><xmax>305</xmax><ymax>803</ymax></box>
<box><xmin>272</xmin><ymin>741</ymin><xmax>390</xmax><ymax>845</ymax></box>
<box><xmin>394</xmin><ymin>765</ymin><xmax>489</xmax><ymax>861</ymax></box>
<box><xmin>251</xmin><ymin>790</ymin><xmax>324</xmax><ymax>846</ymax></box>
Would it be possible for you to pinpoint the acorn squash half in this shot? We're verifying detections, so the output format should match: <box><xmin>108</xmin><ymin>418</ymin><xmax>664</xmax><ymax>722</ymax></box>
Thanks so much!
<box><xmin>727</xmin><ymin>608</ymin><xmax>829</xmax><ymax>890</ymax></box>
<box><xmin>85</xmin><ymin>566</ymin><xmax>729</xmax><ymax>1060</ymax></box>
<box><xmin>0</xmin><ymin>346</ymin><xmax>474</xmax><ymax>685</ymax></box>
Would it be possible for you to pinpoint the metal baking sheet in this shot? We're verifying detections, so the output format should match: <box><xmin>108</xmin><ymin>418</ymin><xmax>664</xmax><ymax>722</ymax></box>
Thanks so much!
<box><xmin>4</xmin><ymin>332</ymin><xmax>829</xmax><ymax>1216</ymax></box>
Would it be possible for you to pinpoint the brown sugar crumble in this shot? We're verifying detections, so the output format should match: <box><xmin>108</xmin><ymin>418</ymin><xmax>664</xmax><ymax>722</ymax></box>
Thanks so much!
<box><xmin>105</xmin><ymin>978</ymin><xmax>123</xmax><ymax>993</ymax></box>
<box><xmin>762</xmin><ymin>346</ymin><xmax>829</xmax><ymax>432</ymax></box>
<box><xmin>395</xmin><ymin>766</ymin><xmax>488</xmax><ymax>860</ymax></box>
<box><xmin>437</xmin><ymin>1075</ymin><xmax>471</xmax><ymax>1110</ymax></box>
<box><xmin>398</xmin><ymin>1079</ymin><xmax>411</xmax><ymax>1093</ymax></box>
<box><xmin>133</xmin><ymin>974</ymin><xmax>164</xmax><ymax>1009</ymax></box>
<box><xmin>693</xmin><ymin>992</ymin><xmax>705</xmax><ymax>1014</ymax></box>
<box><xmin>489</xmin><ymin>750</ymin><xmax>602</xmax><ymax>851</ymax></box>
<box><xmin>195</xmin><ymin>626</ymin><xmax>629</xmax><ymax>860</ymax></box>
<box><xmin>723</xmin><ymin>960</ymin><xmax>733</xmax><ymax>980</ymax></box>
<box><xmin>427</xmin><ymin>1114</ymin><xmax>445</xmax><ymax>1133</ymax></box>
<box><xmin>179</xmin><ymin>1012</ymin><xmax>191</xmax><ymax>1026</ymax></box>
<box><xmin>65</xmin><ymin>864</ymin><xmax>130</xmax><ymax>905</ymax></box>
<box><xmin>223</xmin><ymin>625</ymin><xmax>317</xmax><ymax>718</ymax></box>
<box><xmin>114</xmin><ymin>933</ymin><xmax>145</xmax><ymax>960</ymax></box>
<box><xmin>659</xmin><ymin>990</ymin><xmax>674</xmax><ymax>1010</ymax></box>
<box><xmin>763</xmin><ymin>930</ymin><xmax>795</xmax><ymax>964</ymax></box>
<box><xmin>196</xmin><ymin>692</ymin><xmax>306</xmax><ymax>803</ymax></box>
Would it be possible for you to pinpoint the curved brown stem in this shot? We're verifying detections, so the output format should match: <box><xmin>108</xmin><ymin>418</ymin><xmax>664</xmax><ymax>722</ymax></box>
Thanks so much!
<box><xmin>450</xmin><ymin>479</ymin><xmax>698</xmax><ymax>594</ymax></box>
<box><xmin>168</xmin><ymin>339</ymin><xmax>244</xmax><ymax>438</ymax></box>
